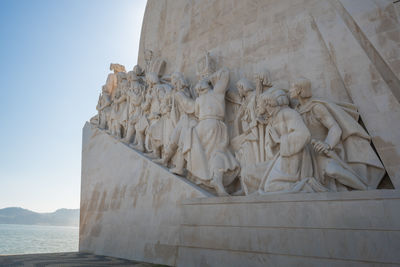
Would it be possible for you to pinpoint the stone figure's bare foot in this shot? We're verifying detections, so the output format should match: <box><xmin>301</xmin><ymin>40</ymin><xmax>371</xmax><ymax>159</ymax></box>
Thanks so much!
<box><xmin>131</xmin><ymin>143</ymin><xmax>144</xmax><ymax>152</ymax></box>
<box><xmin>121</xmin><ymin>138</ymin><xmax>130</xmax><ymax>144</ymax></box>
<box><xmin>231</xmin><ymin>188</ymin><xmax>244</xmax><ymax>196</ymax></box>
<box><xmin>170</xmin><ymin>166</ymin><xmax>184</xmax><ymax>176</ymax></box>
<box><xmin>145</xmin><ymin>152</ymin><xmax>159</xmax><ymax>159</ymax></box>
<box><xmin>210</xmin><ymin>180</ymin><xmax>229</xmax><ymax>197</ymax></box>
<box><xmin>152</xmin><ymin>158</ymin><xmax>166</xmax><ymax>165</ymax></box>
<box><xmin>215</xmin><ymin>187</ymin><xmax>229</xmax><ymax>197</ymax></box>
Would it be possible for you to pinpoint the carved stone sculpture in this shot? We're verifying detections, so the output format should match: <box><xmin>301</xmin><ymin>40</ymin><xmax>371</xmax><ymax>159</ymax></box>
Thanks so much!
<box><xmin>103</xmin><ymin>63</ymin><xmax>126</xmax><ymax>96</ymax></box>
<box><xmin>196</xmin><ymin>52</ymin><xmax>215</xmax><ymax>81</ymax></box>
<box><xmin>233</xmin><ymin>71</ymin><xmax>276</xmax><ymax>195</ymax></box>
<box><xmin>145</xmin><ymin>80</ymin><xmax>173</xmax><ymax>159</ymax></box>
<box><xmin>232</xmin><ymin>78</ymin><xmax>259</xmax><ymax>165</ymax></box>
<box><xmin>254</xmin><ymin>70</ymin><xmax>273</xmax><ymax>95</ymax></box>
<box><xmin>289</xmin><ymin>78</ymin><xmax>385</xmax><ymax>191</ymax></box>
<box><xmin>153</xmin><ymin>72</ymin><xmax>196</xmax><ymax>175</ymax></box>
<box><xmin>144</xmin><ymin>49</ymin><xmax>166</xmax><ymax>77</ymax></box>
<box><xmin>133</xmin><ymin>64</ymin><xmax>144</xmax><ymax>77</ymax></box>
<box><xmin>123</xmin><ymin>71</ymin><xmax>145</xmax><ymax>144</ymax></box>
<box><xmin>91</xmin><ymin>58</ymin><xmax>388</xmax><ymax>197</ymax></box>
<box><xmin>256</xmin><ymin>90</ymin><xmax>327</xmax><ymax>194</ymax></box>
<box><xmin>253</xmin><ymin>70</ymin><xmax>274</xmax><ymax>163</ymax></box>
<box><xmin>183</xmin><ymin>68</ymin><xmax>239</xmax><ymax>196</ymax></box>
<box><xmin>96</xmin><ymin>88</ymin><xmax>112</xmax><ymax>130</ymax></box>
<box><xmin>131</xmin><ymin>72</ymin><xmax>158</xmax><ymax>152</ymax></box>
<box><xmin>110</xmin><ymin>72</ymin><xmax>129</xmax><ymax>139</ymax></box>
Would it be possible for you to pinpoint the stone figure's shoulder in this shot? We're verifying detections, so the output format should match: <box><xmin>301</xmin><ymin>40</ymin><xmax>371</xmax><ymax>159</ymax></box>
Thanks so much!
<box><xmin>309</xmin><ymin>101</ymin><xmax>333</xmax><ymax>119</ymax></box>
<box><xmin>299</xmin><ymin>100</ymin><xmax>330</xmax><ymax>117</ymax></box>
<box><xmin>280</xmin><ymin>106</ymin><xmax>302</xmax><ymax>119</ymax></box>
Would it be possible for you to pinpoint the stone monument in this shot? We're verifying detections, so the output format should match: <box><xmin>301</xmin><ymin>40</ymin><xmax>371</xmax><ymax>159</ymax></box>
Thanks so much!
<box><xmin>80</xmin><ymin>0</ymin><xmax>400</xmax><ymax>266</ymax></box>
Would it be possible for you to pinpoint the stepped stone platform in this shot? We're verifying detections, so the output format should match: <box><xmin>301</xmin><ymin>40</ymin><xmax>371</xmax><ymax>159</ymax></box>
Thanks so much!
<box><xmin>0</xmin><ymin>252</ymin><xmax>167</xmax><ymax>267</ymax></box>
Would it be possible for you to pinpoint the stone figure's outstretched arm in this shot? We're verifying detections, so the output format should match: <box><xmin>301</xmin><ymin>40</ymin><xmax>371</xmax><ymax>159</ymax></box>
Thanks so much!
<box><xmin>211</xmin><ymin>67</ymin><xmax>230</xmax><ymax>95</ymax></box>
<box><xmin>312</xmin><ymin>104</ymin><xmax>342</xmax><ymax>149</ymax></box>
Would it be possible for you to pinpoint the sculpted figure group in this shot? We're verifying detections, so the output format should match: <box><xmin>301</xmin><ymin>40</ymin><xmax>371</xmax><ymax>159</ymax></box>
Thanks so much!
<box><xmin>94</xmin><ymin>52</ymin><xmax>385</xmax><ymax>196</ymax></box>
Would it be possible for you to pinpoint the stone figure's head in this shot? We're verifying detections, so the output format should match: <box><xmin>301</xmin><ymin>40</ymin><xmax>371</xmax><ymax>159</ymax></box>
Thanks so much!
<box><xmin>110</xmin><ymin>63</ymin><xmax>126</xmax><ymax>74</ymax></box>
<box><xmin>133</xmin><ymin>65</ymin><xmax>144</xmax><ymax>76</ymax></box>
<box><xmin>146</xmin><ymin>72</ymin><xmax>159</xmax><ymax>87</ymax></box>
<box><xmin>257</xmin><ymin>89</ymin><xmax>289</xmax><ymax>117</ymax></box>
<box><xmin>194</xmin><ymin>79</ymin><xmax>211</xmax><ymax>95</ymax></box>
<box><xmin>127</xmin><ymin>71</ymin><xmax>139</xmax><ymax>82</ymax></box>
<box><xmin>289</xmin><ymin>77</ymin><xmax>312</xmax><ymax>100</ymax></box>
<box><xmin>236</xmin><ymin>78</ymin><xmax>254</xmax><ymax>98</ymax></box>
<box><xmin>171</xmin><ymin>72</ymin><xmax>189</xmax><ymax>92</ymax></box>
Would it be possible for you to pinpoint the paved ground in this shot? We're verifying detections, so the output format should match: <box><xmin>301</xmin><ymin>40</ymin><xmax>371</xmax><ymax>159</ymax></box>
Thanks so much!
<box><xmin>0</xmin><ymin>252</ymin><xmax>168</xmax><ymax>267</ymax></box>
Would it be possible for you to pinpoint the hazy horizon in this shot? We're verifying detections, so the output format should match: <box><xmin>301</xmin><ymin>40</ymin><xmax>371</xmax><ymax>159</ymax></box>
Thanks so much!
<box><xmin>0</xmin><ymin>0</ymin><xmax>147</xmax><ymax>213</ymax></box>
<box><xmin>0</xmin><ymin>206</ymin><xmax>80</xmax><ymax>213</ymax></box>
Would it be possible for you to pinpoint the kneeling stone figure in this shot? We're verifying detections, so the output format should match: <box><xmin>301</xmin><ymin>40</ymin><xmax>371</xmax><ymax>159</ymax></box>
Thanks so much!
<box><xmin>256</xmin><ymin>89</ymin><xmax>327</xmax><ymax>194</ymax></box>
<box><xmin>289</xmin><ymin>78</ymin><xmax>385</xmax><ymax>191</ymax></box>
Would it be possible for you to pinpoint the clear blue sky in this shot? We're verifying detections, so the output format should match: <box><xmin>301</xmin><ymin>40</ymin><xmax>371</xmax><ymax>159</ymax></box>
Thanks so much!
<box><xmin>0</xmin><ymin>0</ymin><xmax>147</xmax><ymax>212</ymax></box>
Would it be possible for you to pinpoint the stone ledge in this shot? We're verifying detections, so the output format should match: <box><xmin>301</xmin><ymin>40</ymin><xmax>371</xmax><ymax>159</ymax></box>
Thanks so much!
<box><xmin>178</xmin><ymin>190</ymin><xmax>400</xmax><ymax>266</ymax></box>
<box><xmin>177</xmin><ymin>247</ymin><xmax>399</xmax><ymax>267</ymax></box>
<box><xmin>182</xmin><ymin>189</ymin><xmax>400</xmax><ymax>205</ymax></box>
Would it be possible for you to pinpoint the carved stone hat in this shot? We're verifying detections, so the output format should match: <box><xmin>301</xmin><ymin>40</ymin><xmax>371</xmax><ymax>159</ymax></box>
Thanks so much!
<box><xmin>110</xmin><ymin>63</ymin><xmax>126</xmax><ymax>73</ymax></box>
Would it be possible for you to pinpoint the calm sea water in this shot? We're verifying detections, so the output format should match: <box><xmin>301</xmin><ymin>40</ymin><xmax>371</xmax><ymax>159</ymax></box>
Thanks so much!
<box><xmin>0</xmin><ymin>224</ymin><xmax>78</xmax><ymax>255</ymax></box>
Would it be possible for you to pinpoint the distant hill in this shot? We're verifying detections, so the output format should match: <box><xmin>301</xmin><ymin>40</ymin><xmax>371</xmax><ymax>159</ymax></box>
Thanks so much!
<box><xmin>0</xmin><ymin>207</ymin><xmax>79</xmax><ymax>226</ymax></box>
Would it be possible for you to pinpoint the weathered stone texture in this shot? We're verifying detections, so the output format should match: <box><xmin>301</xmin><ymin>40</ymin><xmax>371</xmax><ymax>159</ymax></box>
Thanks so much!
<box><xmin>79</xmin><ymin>123</ymin><xmax>210</xmax><ymax>266</ymax></box>
<box><xmin>138</xmin><ymin>0</ymin><xmax>400</xmax><ymax>187</ymax></box>
<box><xmin>178</xmin><ymin>190</ymin><xmax>400</xmax><ymax>267</ymax></box>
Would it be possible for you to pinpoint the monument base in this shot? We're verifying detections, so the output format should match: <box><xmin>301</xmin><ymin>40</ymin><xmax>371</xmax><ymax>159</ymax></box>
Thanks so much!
<box><xmin>80</xmin><ymin>123</ymin><xmax>400</xmax><ymax>266</ymax></box>
<box><xmin>178</xmin><ymin>190</ymin><xmax>400</xmax><ymax>267</ymax></box>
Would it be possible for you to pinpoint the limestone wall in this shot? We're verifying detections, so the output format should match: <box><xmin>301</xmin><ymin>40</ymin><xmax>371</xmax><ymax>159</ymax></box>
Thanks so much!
<box><xmin>79</xmin><ymin>123</ymin><xmax>210</xmax><ymax>266</ymax></box>
<box><xmin>79</xmin><ymin>122</ymin><xmax>400</xmax><ymax>266</ymax></box>
<box><xmin>177</xmin><ymin>190</ymin><xmax>400</xmax><ymax>266</ymax></box>
<box><xmin>138</xmin><ymin>0</ymin><xmax>400</xmax><ymax>188</ymax></box>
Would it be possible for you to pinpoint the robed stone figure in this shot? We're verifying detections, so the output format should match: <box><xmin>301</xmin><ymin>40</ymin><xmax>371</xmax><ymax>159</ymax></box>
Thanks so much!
<box><xmin>184</xmin><ymin>68</ymin><xmax>239</xmax><ymax>196</ymax></box>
